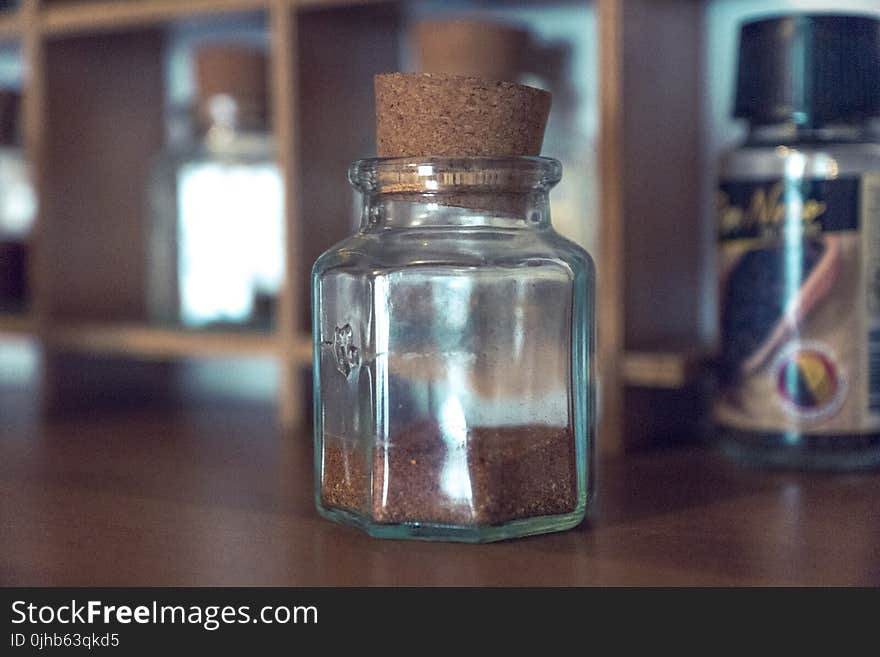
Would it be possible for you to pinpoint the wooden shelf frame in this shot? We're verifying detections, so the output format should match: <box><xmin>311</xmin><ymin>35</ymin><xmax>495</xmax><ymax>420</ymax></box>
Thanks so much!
<box><xmin>0</xmin><ymin>311</ymin><xmax>34</xmax><ymax>334</ymax></box>
<box><xmin>40</xmin><ymin>0</ymin><xmax>271</xmax><ymax>36</ymax></box>
<box><xmin>3</xmin><ymin>0</ymin><xmax>397</xmax><ymax>41</ymax></box>
<box><xmin>45</xmin><ymin>323</ymin><xmax>281</xmax><ymax>358</ymax></box>
<box><xmin>0</xmin><ymin>0</ymin><xmax>712</xmax><ymax>452</ymax></box>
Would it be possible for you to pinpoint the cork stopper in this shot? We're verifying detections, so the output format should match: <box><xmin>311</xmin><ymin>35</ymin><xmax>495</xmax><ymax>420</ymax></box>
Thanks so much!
<box><xmin>411</xmin><ymin>18</ymin><xmax>529</xmax><ymax>81</ymax></box>
<box><xmin>194</xmin><ymin>45</ymin><xmax>268</xmax><ymax>126</ymax></box>
<box><xmin>375</xmin><ymin>73</ymin><xmax>551</xmax><ymax>158</ymax></box>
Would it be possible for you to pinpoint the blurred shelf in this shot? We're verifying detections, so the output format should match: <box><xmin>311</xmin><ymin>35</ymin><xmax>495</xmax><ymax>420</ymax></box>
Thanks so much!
<box><xmin>7</xmin><ymin>0</ymin><xmax>711</xmax><ymax>445</ymax></box>
<box><xmin>622</xmin><ymin>349</ymin><xmax>708</xmax><ymax>389</ymax></box>
<box><xmin>17</xmin><ymin>322</ymin><xmax>706</xmax><ymax>382</ymax></box>
<box><xmin>46</xmin><ymin>323</ymin><xmax>283</xmax><ymax>359</ymax></box>
<box><xmin>37</xmin><ymin>0</ymin><xmax>397</xmax><ymax>36</ymax></box>
<box><xmin>40</xmin><ymin>0</ymin><xmax>270</xmax><ymax>36</ymax></box>
<box><xmin>0</xmin><ymin>8</ymin><xmax>22</xmax><ymax>39</ymax></box>
<box><xmin>0</xmin><ymin>312</ymin><xmax>34</xmax><ymax>335</ymax></box>
<box><xmin>297</xmin><ymin>0</ymin><xmax>394</xmax><ymax>8</ymax></box>
<box><xmin>5</xmin><ymin>312</ymin><xmax>703</xmax><ymax>394</ymax></box>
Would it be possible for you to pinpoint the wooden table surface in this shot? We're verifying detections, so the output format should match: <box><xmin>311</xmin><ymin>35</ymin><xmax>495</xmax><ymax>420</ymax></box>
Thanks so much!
<box><xmin>2</xmin><ymin>395</ymin><xmax>879</xmax><ymax>586</ymax></box>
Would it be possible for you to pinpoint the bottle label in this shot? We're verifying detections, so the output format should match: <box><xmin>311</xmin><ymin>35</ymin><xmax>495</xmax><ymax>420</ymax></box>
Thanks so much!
<box><xmin>715</xmin><ymin>173</ymin><xmax>880</xmax><ymax>435</ymax></box>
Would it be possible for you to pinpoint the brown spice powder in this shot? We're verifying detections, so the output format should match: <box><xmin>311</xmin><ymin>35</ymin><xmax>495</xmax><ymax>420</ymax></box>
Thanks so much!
<box><xmin>321</xmin><ymin>424</ymin><xmax>577</xmax><ymax>526</ymax></box>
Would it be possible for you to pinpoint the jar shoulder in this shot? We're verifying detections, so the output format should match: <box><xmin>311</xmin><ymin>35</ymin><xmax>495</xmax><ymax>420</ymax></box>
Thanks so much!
<box><xmin>313</xmin><ymin>228</ymin><xmax>595</xmax><ymax>278</ymax></box>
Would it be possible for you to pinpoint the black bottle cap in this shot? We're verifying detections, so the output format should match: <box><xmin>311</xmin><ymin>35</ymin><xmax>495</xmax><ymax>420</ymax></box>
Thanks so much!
<box><xmin>734</xmin><ymin>14</ymin><xmax>880</xmax><ymax>127</ymax></box>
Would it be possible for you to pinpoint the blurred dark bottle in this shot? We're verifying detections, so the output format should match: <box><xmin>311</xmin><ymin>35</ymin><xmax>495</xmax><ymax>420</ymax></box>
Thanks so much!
<box><xmin>146</xmin><ymin>45</ymin><xmax>283</xmax><ymax>330</ymax></box>
<box><xmin>716</xmin><ymin>15</ymin><xmax>880</xmax><ymax>469</ymax></box>
<box><xmin>0</xmin><ymin>90</ymin><xmax>36</xmax><ymax>313</ymax></box>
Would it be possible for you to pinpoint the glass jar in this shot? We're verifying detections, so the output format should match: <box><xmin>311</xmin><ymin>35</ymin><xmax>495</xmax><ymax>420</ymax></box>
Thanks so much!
<box><xmin>716</xmin><ymin>14</ymin><xmax>880</xmax><ymax>469</ymax></box>
<box><xmin>312</xmin><ymin>156</ymin><xmax>595</xmax><ymax>541</ymax></box>
<box><xmin>146</xmin><ymin>47</ymin><xmax>283</xmax><ymax>330</ymax></box>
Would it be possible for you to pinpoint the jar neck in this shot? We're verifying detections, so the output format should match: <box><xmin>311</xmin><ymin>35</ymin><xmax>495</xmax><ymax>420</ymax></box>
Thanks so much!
<box><xmin>744</xmin><ymin>119</ymin><xmax>876</xmax><ymax>146</ymax></box>
<box><xmin>358</xmin><ymin>190</ymin><xmax>553</xmax><ymax>231</ymax></box>
<box><xmin>350</xmin><ymin>157</ymin><xmax>562</xmax><ymax>232</ymax></box>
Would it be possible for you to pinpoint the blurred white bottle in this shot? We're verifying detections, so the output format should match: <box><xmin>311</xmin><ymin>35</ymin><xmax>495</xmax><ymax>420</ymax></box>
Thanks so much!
<box><xmin>146</xmin><ymin>45</ymin><xmax>283</xmax><ymax>330</ymax></box>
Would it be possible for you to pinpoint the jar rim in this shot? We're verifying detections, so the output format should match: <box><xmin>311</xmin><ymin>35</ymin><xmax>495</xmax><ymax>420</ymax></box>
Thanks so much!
<box><xmin>348</xmin><ymin>156</ymin><xmax>562</xmax><ymax>194</ymax></box>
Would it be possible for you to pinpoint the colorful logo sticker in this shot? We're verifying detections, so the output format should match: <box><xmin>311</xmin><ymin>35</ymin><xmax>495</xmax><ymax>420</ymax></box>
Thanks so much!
<box><xmin>774</xmin><ymin>341</ymin><xmax>846</xmax><ymax>421</ymax></box>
